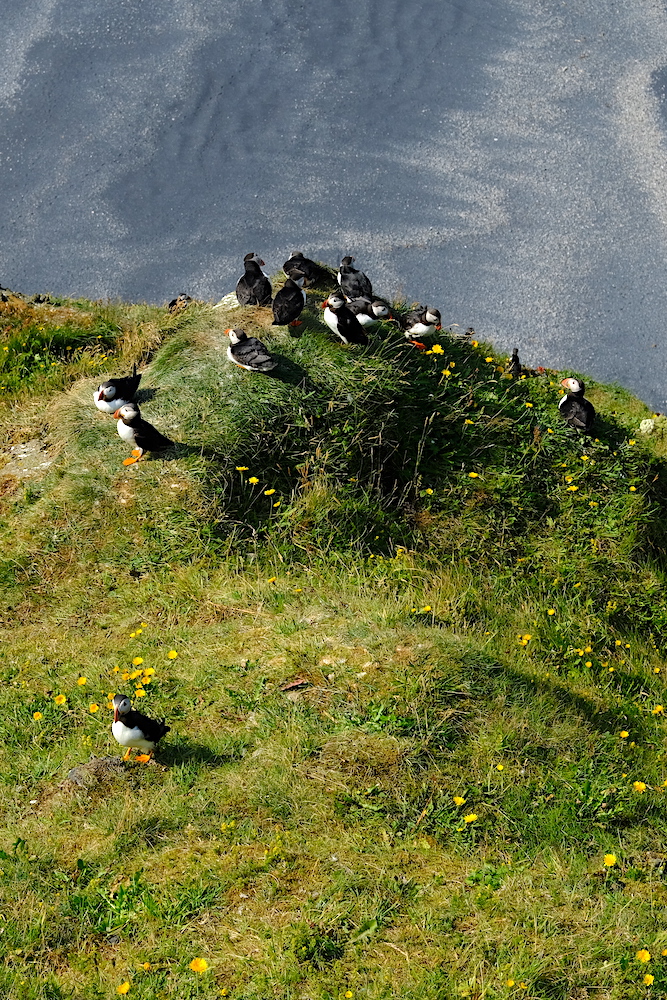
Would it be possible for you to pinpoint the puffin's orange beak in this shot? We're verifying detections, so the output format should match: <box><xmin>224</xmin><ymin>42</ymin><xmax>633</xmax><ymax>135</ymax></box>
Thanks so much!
<box><xmin>113</xmin><ymin>707</ymin><xmax>119</xmax><ymax>722</ymax></box>
<box><xmin>320</xmin><ymin>301</ymin><xmax>327</xmax><ymax>308</ymax></box>
<box><xmin>98</xmin><ymin>390</ymin><xmax>105</xmax><ymax>401</ymax></box>
<box><xmin>560</xmin><ymin>378</ymin><xmax>569</xmax><ymax>388</ymax></box>
<box><xmin>436</xmin><ymin>324</ymin><xmax>442</xmax><ymax>331</ymax></box>
<box><xmin>113</xmin><ymin>409</ymin><xmax>121</xmax><ymax>419</ymax></box>
<box><xmin>225</xmin><ymin>328</ymin><xmax>232</xmax><ymax>336</ymax></box>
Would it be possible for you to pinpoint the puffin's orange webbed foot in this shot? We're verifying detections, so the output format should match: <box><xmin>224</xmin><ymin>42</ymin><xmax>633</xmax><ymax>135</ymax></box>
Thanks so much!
<box><xmin>135</xmin><ymin>753</ymin><xmax>152</xmax><ymax>763</ymax></box>
<box><xmin>131</xmin><ymin>448</ymin><xmax>142</xmax><ymax>458</ymax></box>
<box><xmin>123</xmin><ymin>748</ymin><xmax>133</xmax><ymax>761</ymax></box>
<box><xmin>289</xmin><ymin>320</ymin><xmax>303</xmax><ymax>327</ymax></box>
<box><xmin>409</xmin><ymin>340</ymin><xmax>427</xmax><ymax>350</ymax></box>
<box><xmin>123</xmin><ymin>456</ymin><xmax>139</xmax><ymax>466</ymax></box>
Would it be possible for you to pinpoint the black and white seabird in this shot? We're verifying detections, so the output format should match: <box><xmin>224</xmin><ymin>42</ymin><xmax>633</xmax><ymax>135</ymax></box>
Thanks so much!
<box><xmin>112</xmin><ymin>694</ymin><xmax>170</xmax><ymax>762</ymax></box>
<box><xmin>337</xmin><ymin>256</ymin><xmax>373</xmax><ymax>301</ymax></box>
<box><xmin>507</xmin><ymin>348</ymin><xmax>522</xmax><ymax>377</ymax></box>
<box><xmin>346</xmin><ymin>297</ymin><xmax>392</xmax><ymax>327</ymax></box>
<box><xmin>94</xmin><ymin>363</ymin><xmax>141</xmax><ymax>414</ymax></box>
<box><xmin>559</xmin><ymin>377</ymin><xmax>595</xmax><ymax>433</ymax></box>
<box><xmin>113</xmin><ymin>402</ymin><xmax>174</xmax><ymax>465</ymax></box>
<box><xmin>399</xmin><ymin>306</ymin><xmax>442</xmax><ymax>341</ymax></box>
<box><xmin>272</xmin><ymin>269</ymin><xmax>307</xmax><ymax>326</ymax></box>
<box><xmin>168</xmin><ymin>293</ymin><xmax>192</xmax><ymax>314</ymax></box>
<box><xmin>323</xmin><ymin>292</ymin><xmax>369</xmax><ymax>345</ymax></box>
<box><xmin>282</xmin><ymin>251</ymin><xmax>323</xmax><ymax>284</ymax></box>
<box><xmin>236</xmin><ymin>253</ymin><xmax>272</xmax><ymax>306</ymax></box>
<box><xmin>225</xmin><ymin>328</ymin><xmax>277</xmax><ymax>372</ymax></box>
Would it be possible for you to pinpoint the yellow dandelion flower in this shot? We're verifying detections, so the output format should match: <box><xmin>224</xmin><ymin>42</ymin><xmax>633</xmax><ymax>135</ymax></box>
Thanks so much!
<box><xmin>506</xmin><ymin>981</ymin><xmax>515</xmax><ymax>988</ymax></box>
<box><xmin>235</xmin><ymin>466</ymin><xmax>249</xmax><ymax>471</ymax></box>
<box><xmin>485</xmin><ymin>356</ymin><xmax>494</xmax><ymax>362</ymax></box>
<box><xmin>421</xmin><ymin>605</ymin><xmax>432</xmax><ymax>612</ymax></box>
<box><xmin>443</xmin><ymin>369</ymin><xmax>452</xmax><ymax>377</ymax></box>
<box><xmin>636</xmin><ymin>949</ymin><xmax>651</xmax><ymax>963</ymax></box>
<box><xmin>453</xmin><ymin>796</ymin><xmax>466</xmax><ymax>806</ymax></box>
<box><xmin>463</xmin><ymin>813</ymin><xmax>478</xmax><ymax>823</ymax></box>
<box><xmin>469</xmin><ymin>472</ymin><xmax>479</xmax><ymax>478</ymax></box>
<box><xmin>117</xmin><ymin>984</ymin><xmax>130</xmax><ymax>996</ymax></box>
<box><xmin>132</xmin><ymin>657</ymin><xmax>144</xmax><ymax>666</ymax></box>
<box><xmin>141</xmin><ymin>962</ymin><xmax>151</xmax><ymax>971</ymax></box>
<box><xmin>525</xmin><ymin>402</ymin><xmax>533</xmax><ymax>408</ymax></box>
<box><xmin>77</xmin><ymin>677</ymin><xmax>87</xmax><ymax>686</ymax></box>
<box><xmin>273</xmin><ymin>500</ymin><xmax>281</xmax><ymax>506</ymax></box>
<box><xmin>654</xmin><ymin>667</ymin><xmax>661</xmax><ymax>674</ymax></box>
<box><xmin>424</xmin><ymin>488</ymin><xmax>433</xmax><ymax>494</ymax></box>
<box><xmin>567</xmin><ymin>485</ymin><xmax>578</xmax><ymax>491</ymax></box>
<box><xmin>518</xmin><ymin>985</ymin><xmax>527</xmax><ymax>991</ymax></box>
<box><xmin>464</xmin><ymin>419</ymin><xmax>474</xmax><ymax>425</ymax></box>
<box><xmin>644</xmin><ymin>974</ymin><xmax>654</xmax><ymax>986</ymax></box>
<box><xmin>630</xmin><ymin>486</ymin><xmax>637</xmax><ymax>492</ymax></box>
<box><xmin>471</xmin><ymin>339</ymin><xmax>478</xmax><ymax>346</ymax></box>
<box><xmin>113</xmin><ymin>666</ymin><xmax>120</xmax><ymax>673</ymax></box>
<box><xmin>585</xmin><ymin>661</ymin><xmax>592</xmax><ymax>667</ymax></box>
<box><xmin>629</xmin><ymin>439</ymin><xmax>636</xmax><ymax>445</ymax></box>
<box><xmin>33</xmin><ymin>711</ymin><xmax>43</xmax><ymax>720</ymax></box>
<box><xmin>652</xmin><ymin>706</ymin><xmax>664</xmax><ymax>715</ymax></box>
<box><xmin>496</xmin><ymin>764</ymin><xmax>504</xmax><ymax>771</ymax></box>
<box><xmin>167</xmin><ymin>651</ymin><xmax>178</xmax><ymax>659</ymax></box>
<box><xmin>135</xmin><ymin>689</ymin><xmax>146</xmax><ymax>697</ymax></box>
<box><xmin>547</xmin><ymin>609</ymin><xmax>556</xmax><ymax>615</ymax></box>
<box><xmin>584</xmin><ymin>646</ymin><xmax>592</xmax><ymax>652</ymax></box>
<box><xmin>89</xmin><ymin>703</ymin><xmax>100</xmax><ymax>713</ymax></box>
<box><xmin>547</xmin><ymin>427</ymin><xmax>553</xmax><ymax>433</ymax></box>
<box><xmin>430</xmin><ymin>344</ymin><xmax>444</xmax><ymax>354</ymax></box>
<box><xmin>189</xmin><ymin>958</ymin><xmax>209</xmax><ymax>973</ymax></box>
<box><xmin>522</xmin><ymin>634</ymin><xmax>532</xmax><ymax>641</ymax></box>
<box><xmin>54</xmin><ymin>694</ymin><xmax>67</xmax><ymax>706</ymax></box>
<box><xmin>141</xmin><ymin>623</ymin><xmax>147</xmax><ymax>628</ymax></box>
<box><xmin>589</xmin><ymin>501</ymin><xmax>598</xmax><ymax>506</ymax></box>
<box><xmin>620</xmin><ymin>731</ymin><xmax>629</xmax><ymax>738</ymax></box>
<box><xmin>615</xmin><ymin>640</ymin><xmax>622</xmax><ymax>646</ymax></box>
<box><xmin>633</xmin><ymin>781</ymin><xmax>647</xmax><ymax>793</ymax></box>
<box><xmin>267</xmin><ymin>576</ymin><xmax>277</xmax><ymax>583</ymax></box>
<box><xmin>248</xmin><ymin>476</ymin><xmax>259</xmax><ymax>484</ymax></box>
<box><xmin>129</xmin><ymin>632</ymin><xmax>136</xmax><ymax>638</ymax></box>
<box><xmin>603</xmin><ymin>853</ymin><xmax>617</xmax><ymax>867</ymax></box>
<box><xmin>141</xmin><ymin>676</ymin><xmax>152</xmax><ymax>685</ymax></box>
<box><xmin>264</xmin><ymin>489</ymin><xmax>276</xmax><ymax>495</ymax></box>
<box><xmin>122</xmin><ymin>672</ymin><xmax>131</xmax><ymax>680</ymax></box>
<box><xmin>129</xmin><ymin>670</ymin><xmax>141</xmax><ymax>680</ymax></box>
<box><xmin>345</xmin><ymin>992</ymin><xmax>354</xmax><ymax>998</ymax></box>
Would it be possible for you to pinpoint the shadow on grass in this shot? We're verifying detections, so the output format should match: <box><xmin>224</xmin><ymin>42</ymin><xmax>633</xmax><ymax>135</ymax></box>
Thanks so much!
<box><xmin>158</xmin><ymin>739</ymin><xmax>245</xmax><ymax>767</ymax></box>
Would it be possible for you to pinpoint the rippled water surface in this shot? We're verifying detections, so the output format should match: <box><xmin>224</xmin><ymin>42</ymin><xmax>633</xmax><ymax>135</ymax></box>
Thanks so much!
<box><xmin>2</xmin><ymin>0</ymin><xmax>667</xmax><ymax>408</ymax></box>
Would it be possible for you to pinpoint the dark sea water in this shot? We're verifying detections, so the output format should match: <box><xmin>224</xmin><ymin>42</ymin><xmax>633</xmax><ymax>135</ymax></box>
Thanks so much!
<box><xmin>3</xmin><ymin>0</ymin><xmax>667</xmax><ymax>408</ymax></box>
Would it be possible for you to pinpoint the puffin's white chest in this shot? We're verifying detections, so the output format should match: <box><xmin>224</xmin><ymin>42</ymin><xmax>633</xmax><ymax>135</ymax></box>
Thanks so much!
<box><xmin>116</xmin><ymin>420</ymin><xmax>136</xmax><ymax>443</ymax></box>
<box><xmin>406</xmin><ymin>321</ymin><xmax>434</xmax><ymax>337</ymax></box>
<box><xmin>558</xmin><ymin>394</ymin><xmax>568</xmax><ymax>409</ymax></box>
<box><xmin>323</xmin><ymin>307</ymin><xmax>340</xmax><ymax>335</ymax></box>
<box><xmin>112</xmin><ymin>720</ymin><xmax>154</xmax><ymax>750</ymax></box>
<box><xmin>356</xmin><ymin>311</ymin><xmax>376</xmax><ymax>327</ymax></box>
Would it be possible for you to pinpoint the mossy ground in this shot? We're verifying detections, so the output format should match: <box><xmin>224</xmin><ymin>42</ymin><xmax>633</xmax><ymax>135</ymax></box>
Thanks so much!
<box><xmin>2</xmin><ymin>280</ymin><xmax>667</xmax><ymax>1000</ymax></box>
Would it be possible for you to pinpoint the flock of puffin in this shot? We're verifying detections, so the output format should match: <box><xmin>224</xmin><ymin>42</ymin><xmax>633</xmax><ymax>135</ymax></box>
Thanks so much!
<box><xmin>99</xmin><ymin>250</ymin><xmax>595</xmax><ymax>759</ymax></box>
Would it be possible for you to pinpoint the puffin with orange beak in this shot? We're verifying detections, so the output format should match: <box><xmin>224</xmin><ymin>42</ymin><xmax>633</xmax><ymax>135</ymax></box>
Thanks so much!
<box><xmin>398</xmin><ymin>306</ymin><xmax>442</xmax><ymax>347</ymax></box>
<box><xmin>558</xmin><ymin>377</ymin><xmax>595</xmax><ymax>432</ymax></box>
<box><xmin>94</xmin><ymin>363</ymin><xmax>141</xmax><ymax>413</ymax></box>
<box><xmin>113</xmin><ymin>402</ymin><xmax>174</xmax><ymax>465</ymax></box>
<box><xmin>225</xmin><ymin>328</ymin><xmax>277</xmax><ymax>372</ymax></box>
<box><xmin>112</xmin><ymin>694</ymin><xmax>170</xmax><ymax>762</ymax></box>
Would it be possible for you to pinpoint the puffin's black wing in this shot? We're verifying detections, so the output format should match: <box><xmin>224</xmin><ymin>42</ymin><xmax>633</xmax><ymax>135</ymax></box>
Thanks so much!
<box><xmin>282</xmin><ymin>254</ymin><xmax>321</xmax><ymax>283</ymax></box>
<box><xmin>133</xmin><ymin>416</ymin><xmax>174</xmax><ymax>452</ymax></box>
<box><xmin>102</xmin><ymin>364</ymin><xmax>141</xmax><ymax>400</ymax></box>
<box><xmin>334</xmin><ymin>307</ymin><xmax>369</xmax><ymax>345</ymax></box>
<box><xmin>231</xmin><ymin>337</ymin><xmax>277</xmax><ymax>371</ymax></box>
<box><xmin>272</xmin><ymin>282</ymin><xmax>305</xmax><ymax>325</ymax></box>
<box><xmin>124</xmin><ymin>708</ymin><xmax>170</xmax><ymax>743</ymax></box>
<box><xmin>561</xmin><ymin>398</ymin><xmax>595</xmax><ymax>433</ymax></box>
<box><xmin>236</xmin><ymin>265</ymin><xmax>272</xmax><ymax>306</ymax></box>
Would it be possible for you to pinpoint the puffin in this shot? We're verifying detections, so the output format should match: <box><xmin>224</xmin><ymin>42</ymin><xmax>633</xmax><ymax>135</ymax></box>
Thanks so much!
<box><xmin>111</xmin><ymin>693</ymin><xmax>170</xmax><ymax>762</ymax></box>
<box><xmin>225</xmin><ymin>328</ymin><xmax>277</xmax><ymax>372</ymax></box>
<box><xmin>282</xmin><ymin>251</ymin><xmax>323</xmax><ymax>284</ymax></box>
<box><xmin>113</xmin><ymin>402</ymin><xmax>174</xmax><ymax>465</ymax></box>
<box><xmin>337</xmin><ymin>256</ymin><xmax>373</xmax><ymax>300</ymax></box>
<box><xmin>94</xmin><ymin>363</ymin><xmax>141</xmax><ymax>414</ymax></box>
<box><xmin>507</xmin><ymin>348</ymin><xmax>522</xmax><ymax>377</ymax></box>
<box><xmin>346</xmin><ymin>297</ymin><xmax>392</xmax><ymax>326</ymax></box>
<box><xmin>168</xmin><ymin>293</ymin><xmax>192</xmax><ymax>314</ymax></box>
<box><xmin>272</xmin><ymin>269</ymin><xmax>307</xmax><ymax>326</ymax></box>
<box><xmin>398</xmin><ymin>306</ymin><xmax>442</xmax><ymax>341</ymax></box>
<box><xmin>323</xmin><ymin>292</ymin><xmax>369</xmax><ymax>345</ymax></box>
<box><xmin>235</xmin><ymin>252</ymin><xmax>272</xmax><ymax>306</ymax></box>
<box><xmin>559</xmin><ymin>377</ymin><xmax>595</xmax><ymax>432</ymax></box>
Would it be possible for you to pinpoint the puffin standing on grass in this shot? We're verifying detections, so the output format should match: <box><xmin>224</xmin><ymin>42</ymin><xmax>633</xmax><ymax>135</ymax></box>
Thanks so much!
<box><xmin>322</xmin><ymin>292</ymin><xmax>369</xmax><ymax>345</ymax></box>
<box><xmin>282</xmin><ymin>251</ymin><xmax>323</xmax><ymax>284</ymax></box>
<box><xmin>337</xmin><ymin>256</ymin><xmax>373</xmax><ymax>300</ymax></box>
<box><xmin>347</xmin><ymin>297</ymin><xmax>392</xmax><ymax>326</ymax></box>
<box><xmin>94</xmin><ymin>363</ymin><xmax>141</xmax><ymax>414</ymax></box>
<box><xmin>235</xmin><ymin>253</ymin><xmax>273</xmax><ymax>306</ymax></box>
<box><xmin>113</xmin><ymin>402</ymin><xmax>174</xmax><ymax>465</ymax></box>
<box><xmin>112</xmin><ymin>694</ymin><xmax>170</xmax><ymax>762</ymax></box>
<box><xmin>225</xmin><ymin>328</ymin><xmax>277</xmax><ymax>372</ymax></box>
<box><xmin>399</xmin><ymin>305</ymin><xmax>442</xmax><ymax>340</ymax></box>
<box><xmin>559</xmin><ymin>377</ymin><xmax>596</xmax><ymax>432</ymax></box>
<box><xmin>272</xmin><ymin>269</ymin><xmax>307</xmax><ymax>326</ymax></box>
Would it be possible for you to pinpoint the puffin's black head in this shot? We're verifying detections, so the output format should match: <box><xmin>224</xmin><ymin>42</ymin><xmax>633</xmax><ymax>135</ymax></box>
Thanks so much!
<box><xmin>113</xmin><ymin>694</ymin><xmax>133</xmax><ymax>721</ymax></box>
<box><xmin>425</xmin><ymin>307</ymin><xmax>442</xmax><ymax>328</ymax></box>
<box><xmin>340</xmin><ymin>255</ymin><xmax>355</xmax><ymax>266</ymax></box>
<box><xmin>113</xmin><ymin>402</ymin><xmax>140</xmax><ymax>423</ymax></box>
<box><xmin>226</xmin><ymin>328</ymin><xmax>247</xmax><ymax>345</ymax></box>
<box><xmin>244</xmin><ymin>252</ymin><xmax>264</xmax><ymax>266</ymax></box>
<box><xmin>561</xmin><ymin>377</ymin><xmax>585</xmax><ymax>395</ymax></box>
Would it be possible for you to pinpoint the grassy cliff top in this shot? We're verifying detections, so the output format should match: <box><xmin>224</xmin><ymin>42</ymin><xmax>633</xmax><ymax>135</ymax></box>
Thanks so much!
<box><xmin>1</xmin><ymin>277</ymin><xmax>667</xmax><ymax>1000</ymax></box>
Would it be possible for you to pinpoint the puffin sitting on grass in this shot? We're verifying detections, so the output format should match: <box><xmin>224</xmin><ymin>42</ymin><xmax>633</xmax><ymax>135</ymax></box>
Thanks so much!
<box><xmin>272</xmin><ymin>269</ymin><xmax>307</xmax><ymax>326</ymax></box>
<box><xmin>112</xmin><ymin>694</ymin><xmax>170</xmax><ymax>762</ymax></box>
<box><xmin>113</xmin><ymin>402</ymin><xmax>174</xmax><ymax>465</ymax></box>
<box><xmin>398</xmin><ymin>306</ymin><xmax>442</xmax><ymax>347</ymax></box>
<box><xmin>168</xmin><ymin>293</ymin><xmax>192</xmax><ymax>314</ymax></box>
<box><xmin>347</xmin><ymin>297</ymin><xmax>392</xmax><ymax>326</ymax></box>
<box><xmin>559</xmin><ymin>377</ymin><xmax>596</xmax><ymax>432</ymax></box>
<box><xmin>94</xmin><ymin>363</ymin><xmax>141</xmax><ymax>414</ymax></box>
<box><xmin>225</xmin><ymin>328</ymin><xmax>277</xmax><ymax>372</ymax></box>
<box><xmin>322</xmin><ymin>292</ymin><xmax>368</xmax><ymax>345</ymax></box>
<box><xmin>235</xmin><ymin>252</ymin><xmax>272</xmax><ymax>306</ymax></box>
<box><xmin>337</xmin><ymin>256</ymin><xmax>373</xmax><ymax>300</ymax></box>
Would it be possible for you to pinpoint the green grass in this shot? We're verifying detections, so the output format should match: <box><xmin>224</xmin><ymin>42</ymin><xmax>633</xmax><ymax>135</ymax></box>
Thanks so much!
<box><xmin>1</xmin><ymin>280</ymin><xmax>667</xmax><ymax>999</ymax></box>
